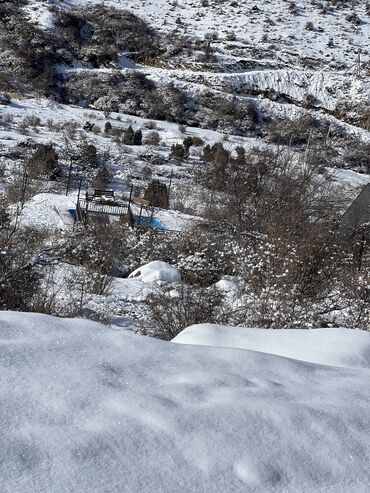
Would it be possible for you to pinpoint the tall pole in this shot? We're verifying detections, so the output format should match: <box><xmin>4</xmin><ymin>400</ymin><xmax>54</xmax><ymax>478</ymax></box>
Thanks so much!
<box><xmin>73</xmin><ymin>177</ymin><xmax>82</xmax><ymax>230</ymax></box>
<box><xmin>138</xmin><ymin>204</ymin><xmax>143</xmax><ymax>227</ymax></box>
<box><xmin>168</xmin><ymin>169</ymin><xmax>174</xmax><ymax>199</ymax></box>
<box><xmin>77</xmin><ymin>177</ymin><xmax>82</xmax><ymax>202</ymax></box>
<box><xmin>128</xmin><ymin>184</ymin><xmax>133</xmax><ymax>211</ymax></box>
<box><xmin>84</xmin><ymin>191</ymin><xmax>89</xmax><ymax>225</ymax></box>
<box><xmin>66</xmin><ymin>156</ymin><xmax>73</xmax><ymax>196</ymax></box>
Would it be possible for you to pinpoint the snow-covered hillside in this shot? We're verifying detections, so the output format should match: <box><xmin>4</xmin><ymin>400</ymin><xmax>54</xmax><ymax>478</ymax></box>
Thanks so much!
<box><xmin>27</xmin><ymin>0</ymin><xmax>370</xmax><ymax>69</ymax></box>
<box><xmin>0</xmin><ymin>11</ymin><xmax>369</xmax><ymax>489</ymax></box>
<box><xmin>0</xmin><ymin>312</ymin><xmax>369</xmax><ymax>492</ymax></box>
<box><xmin>21</xmin><ymin>0</ymin><xmax>370</xmax><ymax>124</ymax></box>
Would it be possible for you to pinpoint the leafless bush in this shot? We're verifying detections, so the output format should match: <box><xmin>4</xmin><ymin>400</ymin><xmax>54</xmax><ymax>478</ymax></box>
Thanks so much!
<box><xmin>192</xmin><ymin>136</ymin><xmax>204</xmax><ymax>146</ymax></box>
<box><xmin>60</xmin><ymin>223</ymin><xmax>118</xmax><ymax>293</ymax></box>
<box><xmin>143</xmin><ymin>131</ymin><xmax>161</xmax><ymax>145</ymax></box>
<box><xmin>0</xmin><ymin>210</ymin><xmax>42</xmax><ymax>311</ymax></box>
<box><xmin>141</xmin><ymin>284</ymin><xmax>225</xmax><ymax>340</ymax></box>
<box><xmin>110</xmin><ymin>126</ymin><xmax>124</xmax><ymax>138</ymax></box>
<box><xmin>144</xmin><ymin>120</ymin><xmax>157</xmax><ymax>129</ymax></box>
<box><xmin>22</xmin><ymin>115</ymin><xmax>42</xmax><ymax>128</ymax></box>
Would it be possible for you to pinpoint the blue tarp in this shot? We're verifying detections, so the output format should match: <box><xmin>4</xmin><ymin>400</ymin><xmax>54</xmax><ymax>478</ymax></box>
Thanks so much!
<box><xmin>133</xmin><ymin>216</ymin><xmax>166</xmax><ymax>230</ymax></box>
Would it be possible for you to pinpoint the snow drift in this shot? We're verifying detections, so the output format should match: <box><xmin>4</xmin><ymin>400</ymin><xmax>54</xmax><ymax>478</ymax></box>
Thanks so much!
<box><xmin>128</xmin><ymin>260</ymin><xmax>181</xmax><ymax>283</ymax></box>
<box><xmin>173</xmin><ymin>324</ymin><xmax>370</xmax><ymax>369</ymax></box>
<box><xmin>18</xmin><ymin>193</ymin><xmax>76</xmax><ymax>231</ymax></box>
<box><xmin>0</xmin><ymin>312</ymin><xmax>369</xmax><ymax>492</ymax></box>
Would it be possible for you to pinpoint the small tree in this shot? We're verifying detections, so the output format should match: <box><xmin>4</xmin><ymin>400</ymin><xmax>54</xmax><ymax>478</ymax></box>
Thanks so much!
<box><xmin>80</xmin><ymin>143</ymin><xmax>98</xmax><ymax>168</ymax></box>
<box><xmin>104</xmin><ymin>121</ymin><xmax>112</xmax><ymax>134</ymax></box>
<box><xmin>143</xmin><ymin>131</ymin><xmax>160</xmax><ymax>146</ymax></box>
<box><xmin>144</xmin><ymin>179</ymin><xmax>169</xmax><ymax>209</ymax></box>
<box><xmin>170</xmin><ymin>143</ymin><xmax>186</xmax><ymax>163</ymax></box>
<box><xmin>202</xmin><ymin>142</ymin><xmax>230</xmax><ymax>190</ymax></box>
<box><xmin>183</xmin><ymin>136</ymin><xmax>193</xmax><ymax>157</ymax></box>
<box><xmin>123</xmin><ymin>125</ymin><xmax>134</xmax><ymax>145</ymax></box>
<box><xmin>93</xmin><ymin>166</ymin><xmax>113</xmax><ymax>189</ymax></box>
<box><xmin>0</xmin><ymin>196</ymin><xmax>10</xmax><ymax>230</ymax></box>
<box><xmin>27</xmin><ymin>143</ymin><xmax>59</xmax><ymax>178</ymax></box>
<box><xmin>133</xmin><ymin>129</ymin><xmax>142</xmax><ymax>145</ymax></box>
<box><xmin>0</xmin><ymin>222</ymin><xmax>42</xmax><ymax>311</ymax></box>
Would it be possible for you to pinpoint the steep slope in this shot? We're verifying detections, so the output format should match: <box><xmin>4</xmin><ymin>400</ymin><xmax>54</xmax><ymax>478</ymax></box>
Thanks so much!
<box><xmin>22</xmin><ymin>0</ymin><xmax>370</xmax><ymax>121</ymax></box>
<box><xmin>28</xmin><ymin>0</ymin><xmax>370</xmax><ymax>71</ymax></box>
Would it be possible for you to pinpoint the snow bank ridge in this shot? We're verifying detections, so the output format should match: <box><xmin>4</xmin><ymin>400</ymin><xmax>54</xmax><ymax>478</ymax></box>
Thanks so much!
<box><xmin>173</xmin><ymin>324</ymin><xmax>370</xmax><ymax>369</ymax></box>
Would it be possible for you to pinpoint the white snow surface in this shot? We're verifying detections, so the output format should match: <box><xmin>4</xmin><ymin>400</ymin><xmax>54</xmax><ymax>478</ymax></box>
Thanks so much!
<box><xmin>0</xmin><ymin>312</ymin><xmax>370</xmax><ymax>492</ymax></box>
<box><xmin>173</xmin><ymin>324</ymin><xmax>370</xmax><ymax>369</ymax></box>
<box><xmin>46</xmin><ymin>0</ymin><xmax>370</xmax><ymax>69</ymax></box>
<box><xmin>128</xmin><ymin>260</ymin><xmax>181</xmax><ymax>283</ymax></box>
<box><xmin>18</xmin><ymin>193</ymin><xmax>76</xmax><ymax>231</ymax></box>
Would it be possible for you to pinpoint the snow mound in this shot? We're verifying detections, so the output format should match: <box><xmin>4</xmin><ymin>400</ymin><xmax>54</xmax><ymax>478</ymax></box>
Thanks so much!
<box><xmin>19</xmin><ymin>193</ymin><xmax>76</xmax><ymax>231</ymax></box>
<box><xmin>0</xmin><ymin>312</ymin><xmax>369</xmax><ymax>492</ymax></box>
<box><xmin>128</xmin><ymin>260</ymin><xmax>181</xmax><ymax>283</ymax></box>
<box><xmin>215</xmin><ymin>275</ymin><xmax>244</xmax><ymax>293</ymax></box>
<box><xmin>172</xmin><ymin>324</ymin><xmax>370</xmax><ymax>369</ymax></box>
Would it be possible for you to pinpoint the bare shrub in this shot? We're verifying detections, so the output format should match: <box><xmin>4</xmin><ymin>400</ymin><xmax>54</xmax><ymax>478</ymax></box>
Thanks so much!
<box><xmin>143</xmin><ymin>131</ymin><xmax>161</xmax><ymax>146</ymax></box>
<box><xmin>192</xmin><ymin>136</ymin><xmax>204</xmax><ymax>146</ymax></box>
<box><xmin>6</xmin><ymin>144</ymin><xmax>59</xmax><ymax>203</ymax></box>
<box><xmin>60</xmin><ymin>223</ymin><xmax>117</xmax><ymax>295</ymax></box>
<box><xmin>144</xmin><ymin>120</ymin><xmax>157</xmax><ymax>129</ymax></box>
<box><xmin>0</xmin><ymin>213</ymin><xmax>42</xmax><ymax>311</ymax></box>
<box><xmin>22</xmin><ymin>115</ymin><xmax>42</xmax><ymax>127</ymax></box>
<box><xmin>141</xmin><ymin>284</ymin><xmax>224</xmax><ymax>340</ymax></box>
<box><xmin>110</xmin><ymin>126</ymin><xmax>124</xmax><ymax>138</ymax></box>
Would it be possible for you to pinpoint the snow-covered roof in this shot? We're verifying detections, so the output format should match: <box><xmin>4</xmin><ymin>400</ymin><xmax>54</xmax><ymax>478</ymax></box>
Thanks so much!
<box><xmin>341</xmin><ymin>183</ymin><xmax>370</xmax><ymax>233</ymax></box>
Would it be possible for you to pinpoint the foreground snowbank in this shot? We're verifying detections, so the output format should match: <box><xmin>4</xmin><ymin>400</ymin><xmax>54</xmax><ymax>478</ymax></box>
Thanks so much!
<box><xmin>173</xmin><ymin>324</ymin><xmax>370</xmax><ymax>369</ymax></box>
<box><xmin>0</xmin><ymin>312</ymin><xmax>369</xmax><ymax>492</ymax></box>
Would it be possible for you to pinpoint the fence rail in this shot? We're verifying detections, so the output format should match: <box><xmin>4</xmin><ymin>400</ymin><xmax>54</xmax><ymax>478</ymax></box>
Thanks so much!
<box><xmin>78</xmin><ymin>198</ymin><xmax>128</xmax><ymax>217</ymax></box>
<box><xmin>75</xmin><ymin>197</ymin><xmax>161</xmax><ymax>231</ymax></box>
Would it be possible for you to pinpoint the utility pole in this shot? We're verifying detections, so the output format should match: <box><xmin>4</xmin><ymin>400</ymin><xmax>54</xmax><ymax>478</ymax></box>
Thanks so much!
<box><xmin>77</xmin><ymin>177</ymin><xmax>82</xmax><ymax>202</ymax></box>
